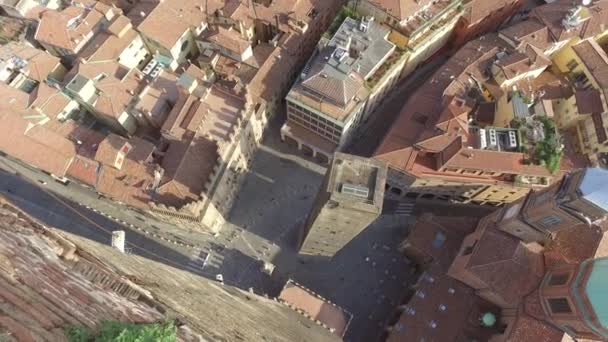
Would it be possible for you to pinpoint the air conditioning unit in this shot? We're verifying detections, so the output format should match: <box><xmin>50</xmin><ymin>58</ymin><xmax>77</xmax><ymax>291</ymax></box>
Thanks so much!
<box><xmin>478</xmin><ymin>128</ymin><xmax>487</xmax><ymax>149</ymax></box>
<box><xmin>508</xmin><ymin>131</ymin><xmax>517</xmax><ymax>148</ymax></box>
<box><xmin>142</xmin><ymin>60</ymin><xmax>157</xmax><ymax>75</ymax></box>
<box><xmin>488</xmin><ymin>129</ymin><xmax>497</xmax><ymax>146</ymax></box>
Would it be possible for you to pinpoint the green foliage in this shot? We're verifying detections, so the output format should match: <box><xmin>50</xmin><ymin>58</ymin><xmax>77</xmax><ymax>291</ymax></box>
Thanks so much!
<box><xmin>324</xmin><ymin>6</ymin><xmax>361</xmax><ymax>37</ymax></box>
<box><xmin>65</xmin><ymin>321</ymin><xmax>176</xmax><ymax>342</ymax></box>
<box><xmin>532</xmin><ymin>116</ymin><xmax>562</xmax><ymax>174</ymax></box>
<box><xmin>65</xmin><ymin>326</ymin><xmax>93</xmax><ymax>342</ymax></box>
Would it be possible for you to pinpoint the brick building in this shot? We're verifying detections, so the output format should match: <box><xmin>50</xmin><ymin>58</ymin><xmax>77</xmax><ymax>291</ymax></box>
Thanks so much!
<box><xmin>385</xmin><ymin>167</ymin><xmax>608</xmax><ymax>341</ymax></box>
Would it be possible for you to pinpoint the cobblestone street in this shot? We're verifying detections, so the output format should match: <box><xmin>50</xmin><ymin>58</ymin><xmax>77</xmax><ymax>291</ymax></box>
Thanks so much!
<box><xmin>212</xmin><ymin>120</ymin><xmax>416</xmax><ymax>341</ymax></box>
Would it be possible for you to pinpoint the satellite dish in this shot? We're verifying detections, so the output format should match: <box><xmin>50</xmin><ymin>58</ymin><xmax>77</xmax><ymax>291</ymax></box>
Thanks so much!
<box><xmin>582</xmin><ymin>0</ymin><xmax>592</xmax><ymax>6</ymax></box>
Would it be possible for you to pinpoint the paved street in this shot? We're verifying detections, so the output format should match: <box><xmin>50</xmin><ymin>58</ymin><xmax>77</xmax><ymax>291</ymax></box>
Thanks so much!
<box><xmin>0</xmin><ymin>44</ymin><xmax>453</xmax><ymax>342</ymax></box>
<box><xmin>0</xmin><ymin>169</ymin><xmax>206</xmax><ymax>277</ymax></box>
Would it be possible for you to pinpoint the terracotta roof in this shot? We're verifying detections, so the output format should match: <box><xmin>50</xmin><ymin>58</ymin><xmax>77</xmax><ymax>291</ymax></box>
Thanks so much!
<box><xmin>66</xmin><ymin>154</ymin><xmax>101</xmax><ymax>186</ymax></box>
<box><xmin>444</xmin><ymin>149</ymin><xmax>552</xmax><ymax>177</ymax></box>
<box><xmin>95</xmin><ymin>133</ymin><xmax>130</xmax><ymax>168</ymax></box>
<box><xmin>157</xmin><ymin>134</ymin><xmax>218</xmax><ymax>207</ymax></box>
<box><xmin>0</xmin><ymin>42</ymin><xmax>63</xmax><ymax>82</ymax></box>
<box><xmin>474</xmin><ymin>102</ymin><xmax>496</xmax><ymax>125</ymax></box>
<box><xmin>0</xmin><ymin>197</ymin><xmax>165</xmax><ymax>341</ymax></box>
<box><xmin>505</xmin><ymin>312</ymin><xmax>564</xmax><ymax>342</ymax></box>
<box><xmin>78</xmin><ymin>17</ymin><xmax>139</xmax><ymax>64</ymax></box>
<box><xmin>592</xmin><ymin>112</ymin><xmax>608</xmax><ymax>144</ymax></box>
<box><xmin>279</xmin><ymin>280</ymin><xmax>351</xmax><ymax>338</ymax></box>
<box><xmin>575</xmin><ymin>89</ymin><xmax>604</xmax><ymax>115</ymax></box>
<box><xmin>543</xmin><ymin>223</ymin><xmax>604</xmax><ymax>269</ymax></box>
<box><xmin>162</xmin><ymin>84</ymin><xmax>245</xmax><ymax>141</ymax></box>
<box><xmin>35</xmin><ymin>5</ymin><xmax>111</xmax><ymax>52</ymax></box>
<box><xmin>405</xmin><ymin>214</ymin><xmax>481</xmax><ymax>270</ymax></box>
<box><xmin>201</xmin><ymin>26</ymin><xmax>251</xmax><ymax>55</ymax></box>
<box><xmin>463</xmin><ymin>227</ymin><xmax>545</xmax><ymax>304</ymax></box>
<box><xmin>572</xmin><ymin>39</ymin><xmax>608</xmax><ymax>90</ymax></box>
<box><xmin>499</xmin><ymin>19</ymin><xmax>552</xmax><ymax>50</ymax></box>
<box><xmin>462</xmin><ymin>0</ymin><xmax>521</xmax><ymax>26</ymax></box>
<box><xmin>531</xmin><ymin>0</ymin><xmax>608</xmax><ymax>44</ymax></box>
<box><xmin>128</xmin><ymin>136</ymin><xmax>156</xmax><ymax>162</ymax></box>
<box><xmin>367</xmin><ymin>0</ymin><xmax>433</xmax><ymax>21</ymax></box>
<box><xmin>494</xmin><ymin>50</ymin><xmax>547</xmax><ymax>81</ymax></box>
<box><xmin>0</xmin><ymin>111</ymin><xmax>76</xmax><ymax>177</ymax></box>
<box><xmin>374</xmin><ymin>34</ymin><xmax>510</xmax><ymax>168</ymax></box>
<box><xmin>134</xmin><ymin>70</ymin><xmax>179</xmax><ymax>128</ymax></box>
<box><xmin>96</xmin><ymin>158</ymin><xmax>155</xmax><ymax>208</ymax></box>
<box><xmin>135</xmin><ymin>0</ymin><xmax>205</xmax><ymax>49</ymax></box>
<box><xmin>29</xmin><ymin>82</ymin><xmax>74</xmax><ymax>119</ymax></box>
<box><xmin>65</xmin><ymin>61</ymin><xmax>144</xmax><ymax>120</ymax></box>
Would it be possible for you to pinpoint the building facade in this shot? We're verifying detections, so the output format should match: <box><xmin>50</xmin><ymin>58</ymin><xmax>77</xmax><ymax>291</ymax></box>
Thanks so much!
<box><xmin>298</xmin><ymin>152</ymin><xmax>387</xmax><ymax>259</ymax></box>
<box><xmin>282</xmin><ymin>17</ymin><xmax>394</xmax><ymax>162</ymax></box>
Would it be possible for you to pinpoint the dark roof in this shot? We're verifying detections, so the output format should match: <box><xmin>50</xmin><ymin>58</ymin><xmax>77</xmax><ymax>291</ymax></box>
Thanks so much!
<box><xmin>575</xmin><ymin>89</ymin><xmax>604</xmax><ymax>115</ymax></box>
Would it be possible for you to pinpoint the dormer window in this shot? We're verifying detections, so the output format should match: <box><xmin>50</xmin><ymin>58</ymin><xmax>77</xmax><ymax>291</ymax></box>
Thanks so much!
<box><xmin>548</xmin><ymin>273</ymin><xmax>570</xmax><ymax>286</ymax></box>
<box><xmin>547</xmin><ymin>298</ymin><xmax>572</xmax><ymax>314</ymax></box>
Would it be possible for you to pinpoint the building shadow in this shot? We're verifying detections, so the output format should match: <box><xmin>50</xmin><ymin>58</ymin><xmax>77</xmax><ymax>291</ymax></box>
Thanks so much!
<box><xmin>268</xmin><ymin>214</ymin><xmax>415</xmax><ymax>342</ymax></box>
<box><xmin>0</xmin><ymin>173</ymin><xmax>219</xmax><ymax>282</ymax></box>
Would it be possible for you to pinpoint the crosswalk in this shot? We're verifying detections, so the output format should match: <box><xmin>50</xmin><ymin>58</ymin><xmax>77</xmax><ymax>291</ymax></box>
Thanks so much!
<box><xmin>186</xmin><ymin>249</ymin><xmax>211</xmax><ymax>274</ymax></box>
<box><xmin>394</xmin><ymin>202</ymin><xmax>415</xmax><ymax>216</ymax></box>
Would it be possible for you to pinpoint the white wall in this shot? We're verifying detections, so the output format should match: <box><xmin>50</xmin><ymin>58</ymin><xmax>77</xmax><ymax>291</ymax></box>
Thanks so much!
<box><xmin>118</xmin><ymin>35</ymin><xmax>150</xmax><ymax>69</ymax></box>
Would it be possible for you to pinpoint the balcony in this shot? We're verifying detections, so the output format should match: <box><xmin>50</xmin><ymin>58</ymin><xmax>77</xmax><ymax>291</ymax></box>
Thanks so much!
<box><xmin>365</xmin><ymin>49</ymin><xmax>407</xmax><ymax>89</ymax></box>
<box><xmin>514</xmin><ymin>174</ymin><xmax>550</xmax><ymax>187</ymax></box>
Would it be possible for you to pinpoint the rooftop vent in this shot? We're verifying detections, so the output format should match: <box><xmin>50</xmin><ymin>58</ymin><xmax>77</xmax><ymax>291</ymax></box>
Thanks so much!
<box><xmin>341</xmin><ymin>183</ymin><xmax>370</xmax><ymax>199</ymax></box>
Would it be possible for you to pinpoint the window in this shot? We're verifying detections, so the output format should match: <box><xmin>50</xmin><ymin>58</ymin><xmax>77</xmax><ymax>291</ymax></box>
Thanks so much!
<box><xmin>548</xmin><ymin>273</ymin><xmax>569</xmax><ymax>286</ymax></box>
<box><xmin>566</xmin><ymin>59</ymin><xmax>579</xmax><ymax>71</ymax></box>
<box><xmin>537</xmin><ymin>215</ymin><xmax>562</xmax><ymax>229</ymax></box>
<box><xmin>547</xmin><ymin>298</ymin><xmax>572</xmax><ymax>314</ymax></box>
<box><xmin>180</xmin><ymin>39</ymin><xmax>189</xmax><ymax>52</ymax></box>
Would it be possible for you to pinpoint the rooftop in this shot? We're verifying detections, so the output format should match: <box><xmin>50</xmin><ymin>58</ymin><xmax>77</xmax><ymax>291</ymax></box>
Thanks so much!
<box><xmin>326</xmin><ymin>152</ymin><xmax>387</xmax><ymax>210</ymax></box>
<box><xmin>373</xmin><ymin>21</ymin><xmax>566</xmax><ymax>181</ymax></box>
<box><xmin>200</xmin><ymin>26</ymin><xmax>252</xmax><ymax>56</ymax></box>
<box><xmin>65</xmin><ymin>61</ymin><xmax>145</xmax><ymax>120</ymax></box>
<box><xmin>366</xmin><ymin>0</ymin><xmax>434</xmax><ymax>21</ymax></box>
<box><xmin>0</xmin><ymin>42</ymin><xmax>62</xmax><ymax>83</ymax></box>
<box><xmin>288</xmin><ymin>17</ymin><xmax>393</xmax><ymax>120</ymax></box>
<box><xmin>279</xmin><ymin>280</ymin><xmax>352</xmax><ymax>338</ymax></box>
<box><xmin>35</xmin><ymin>4</ymin><xmax>114</xmax><ymax>52</ymax></box>
<box><xmin>134</xmin><ymin>0</ymin><xmax>206</xmax><ymax>49</ymax></box>
<box><xmin>0</xmin><ymin>196</ymin><xmax>167</xmax><ymax>341</ymax></box>
<box><xmin>390</xmin><ymin>194</ymin><xmax>608</xmax><ymax>342</ymax></box>
<box><xmin>77</xmin><ymin>15</ymin><xmax>139</xmax><ymax>64</ymax></box>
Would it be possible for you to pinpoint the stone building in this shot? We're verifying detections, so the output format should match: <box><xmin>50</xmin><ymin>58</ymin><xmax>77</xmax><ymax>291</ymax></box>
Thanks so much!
<box><xmin>298</xmin><ymin>152</ymin><xmax>387</xmax><ymax>259</ymax></box>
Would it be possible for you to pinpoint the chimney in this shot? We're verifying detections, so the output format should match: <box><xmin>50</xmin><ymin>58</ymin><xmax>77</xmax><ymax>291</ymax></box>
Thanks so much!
<box><xmin>111</xmin><ymin>231</ymin><xmax>126</xmax><ymax>253</ymax></box>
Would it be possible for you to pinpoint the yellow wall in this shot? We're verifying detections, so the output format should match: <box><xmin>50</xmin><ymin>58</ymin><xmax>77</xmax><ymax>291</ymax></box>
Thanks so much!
<box><xmin>494</xmin><ymin>94</ymin><xmax>514</xmax><ymax>128</ymax></box>
<box><xmin>552</xmin><ymin>94</ymin><xmax>583</xmax><ymax>129</ymax></box>
<box><xmin>471</xmin><ymin>185</ymin><xmax>529</xmax><ymax>203</ymax></box>
<box><xmin>409</xmin><ymin>177</ymin><xmax>531</xmax><ymax>204</ymax></box>
<box><xmin>551</xmin><ymin>37</ymin><xmax>583</xmax><ymax>73</ymax></box>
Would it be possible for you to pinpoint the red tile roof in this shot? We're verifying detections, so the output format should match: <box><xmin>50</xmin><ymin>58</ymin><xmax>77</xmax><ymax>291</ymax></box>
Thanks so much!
<box><xmin>279</xmin><ymin>280</ymin><xmax>352</xmax><ymax>338</ymax></box>
<box><xmin>0</xmin><ymin>113</ymin><xmax>76</xmax><ymax>177</ymax></box>
<box><xmin>66</xmin><ymin>154</ymin><xmax>101</xmax><ymax>186</ymax></box>
<box><xmin>0</xmin><ymin>196</ymin><xmax>165</xmax><ymax>340</ymax></box>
